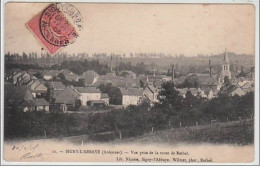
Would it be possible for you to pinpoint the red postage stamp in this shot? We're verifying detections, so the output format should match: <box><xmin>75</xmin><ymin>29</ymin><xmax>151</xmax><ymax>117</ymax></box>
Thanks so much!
<box><xmin>26</xmin><ymin>3</ymin><xmax>80</xmax><ymax>55</ymax></box>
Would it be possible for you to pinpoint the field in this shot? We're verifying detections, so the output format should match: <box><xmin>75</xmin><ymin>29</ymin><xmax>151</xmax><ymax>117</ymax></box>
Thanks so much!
<box><xmin>61</xmin><ymin>119</ymin><xmax>254</xmax><ymax>146</ymax></box>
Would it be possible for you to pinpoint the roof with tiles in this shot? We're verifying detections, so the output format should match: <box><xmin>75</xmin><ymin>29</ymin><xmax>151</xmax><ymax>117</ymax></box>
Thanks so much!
<box><xmin>23</xmin><ymin>98</ymin><xmax>50</xmax><ymax>106</ymax></box>
<box><xmin>43</xmin><ymin>70</ymin><xmax>59</xmax><ymax>76</ymax></box>
<box><xmin>5</xmin><ymin>84</ymin><xmax>34</xmax><ymax>102</ymax></box>
<box><xmin>119</xmin><ymin>87</ymin><xmax>143</xmax><ymax>96</ymax></box>
<box><xmin>53</xmin><ymin>87</ymin><xmax>81</xmax><ymax>104</ymax></box>
<box><xmin>75</xmin><ymin>87</ymin><xmax>101</xmax><ymax>93</ymax></box>
<box><xmin>49</xmin><ymin>81</ymin><xmax>66</xmax><ymax>90</ymax></box>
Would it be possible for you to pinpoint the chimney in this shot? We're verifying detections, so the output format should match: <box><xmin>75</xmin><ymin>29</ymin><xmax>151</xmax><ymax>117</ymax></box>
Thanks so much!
<box><xmin>110</xmin><ymin>56</ymin><xmax>113</xmax><ymax>72</ymax></box>
<box><xmin>172</xmin><ymin>65</ymin><xmax>175</xmax><ymax>81</ymax></box>
<box><xmin>209</xmin><ymin>60</ymin><xmax>212</xmax><ymax>77</ymax></box>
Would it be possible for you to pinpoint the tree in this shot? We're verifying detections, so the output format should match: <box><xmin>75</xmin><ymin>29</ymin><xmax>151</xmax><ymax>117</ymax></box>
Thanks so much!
<box><xmin>183</xmin><ymin>75</ymin><xmax>201</xmax><ymax>88</ymax></box>
<box><xmin>223</xmin><ymin>76</ymin><xmax>231</xmax><ymax>88</ymax></box>
<box><xmin>34</xmin><ymin>72</ymin><xmax>43</xmax><ymax>79</ymax></box>
<box><xmin>157</xmin><ymin>81</ymin><xmax>184</xmax><ymax>127</ymax></box>
<box><xmin>121</xmin><ymin>71</ymin><xmax>129</xmax><ymax>78</ymax></box>
<box><xmin>22</xmin><ymin>52</ymin><xmax>28</xmax><ymax>59</ymax></box>
<box><xmin>158</xmin><ymin>81</ymin><xmax>182</xmax><ymax>106</ymax></box>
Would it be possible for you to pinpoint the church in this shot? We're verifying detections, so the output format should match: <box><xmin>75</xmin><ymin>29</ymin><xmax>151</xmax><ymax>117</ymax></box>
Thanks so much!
<box><xmin>218</xmin><ymin>49</ymin><xmax>232</xmax><ymax>84</ymax></box>
<box><xmin>180</xmin><ymin>49</ymin><xmax>233</xmax><ymax>92</ymax></box>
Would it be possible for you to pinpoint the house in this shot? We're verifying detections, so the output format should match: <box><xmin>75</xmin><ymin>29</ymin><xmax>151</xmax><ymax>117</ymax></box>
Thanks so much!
<box><xmin>52</xmin><ymin>86</ymin><xmax>81</xmax><ymax>110</ymax></box>
<box><xmin>188</xmin><ymin>88</ymin><xmax>204</xmax><ymax>97</ymax></box>
<box><xmin>185</xmin><ymin>73</ymin><xmax>220</xmax><ymax>90</ymax></box>
<box><xmin>80</xmin><ymin>70</ymin><xmax>99</xmax><ymax>86</ymax></box>
<box><xmin>245</xmin><ymin>71</ymin><xmax>255</xmax><ymax>81</ymax></box>
<box><xmin>59</xmin><ymin>69</ymin><xmax>79</xmax><ymax>82</ymax></box>
<box><xmin>153</xmin><ymin>79</ymin><xmax>163</xmax><ymax>89</ymax></box>
<box><xmin>111</xmin><ymin>87</ymin><xmax>143</xmax><ymax>106</ymax></box>
<box><xmin>101</xmin><ymin>93</ymin><xmax>110</xmax><ymax>105</ymax></box>
<box><xmin>65</xmin><ymin>73</ymin><xmax>79</xmax><ymax>82</ymax></box>
<box><xmin>17</xmin><ymin>72</ymin><xmax>32</xmax><ymax>85</ymax></box>
<box><xmin>5</xmin><ymin>84</ymin><xmax>34</xmax><ymax>106</ymax></box>
<box><xmin>9</xmin><ymin>71</ymin><xmax>34</xmax><ymax>85</ymax></box>
<box><xmin>241</xmin><ymin>82</ymin><xmax>254</xmax><ymax>93</ymax></box>
<box><xmin>10</xmin><ymin>71</ymin><xmax>23</xmax><ymax>84</ymax></box>
<box><xmin>222</xmin><ymin>85</ymin><xmax>246</xmax><ymax>97</ymax></box>
<box><xmin>236</xmin><ymin>77</ymin><xmax>253</xmax><ymax>87</ymax></box>
<box><xmin>200</xmin><ymin>87</ymin><xmax>214</xmax><ymax>99</ymax></box>
<box><xmin>174</xmin><ymin>76</ymin><xmax>186</xmax><ymax>85</ymax></box>
<box><xmin>96</xmin><ymin>72</ymin><xmax>124</xmax><ymax>83</ymax></box>
<box><xmin>48</xmin><ymin>81</ymin><xmax>66</xmax><ymax>91</ymax></box>
<box><xmin>176</xmin><ymin>88</ymin><xmax>204</xmax><ymax>98</ymax></box>
<box><xmin>87</xmin><ymin>100</ymin><xmax>106</xmax><ymax>107</ymax></box>
<box><xmin>124</xmin><ymin>78</ymin><xmax>140</xmax><ymax>88</ymax></box>
<box><xmin>43</xmin><ymin>70</ymin><xmax>59</xmax><ymax>80</ymax></box>
<box><xmin>213</xmin><ymin>90</ymin><xmax>219</xmax><ymax>97</ymax></box>
<box><xmin>143</xmin><ymin>85</ymin><xmax>159</xmax><ymax>102</ymax></box>
<box><xmin>94</xmin><ymin>73</ymin><xmax>128</xmax><ymax>88</ymax></box>
<box><xmin>176</xmin><ymin>88</ymin><xmax>189</xmax><ymax>98</ymax></box>
<box><xmin>28</xmin><ymin>80</ymin><xmax>48</xmax><ymax>98</ymax></box>
<box><xmin>75</xmin><ymin>87</ymin><xmax>101</xmax><ymax>106</ymax></box>
<box><xmin>105</xmin><ymin>78</ymin><xmax>140</xmax><ymax>88</ymax></box>
<box><xmin>18</xmin><ymin>98</ymin><xmax>50</xmax><ymax>113</ymax></box>
<box><xmin>139</xmin><ymin>74</ymin><xmax>168</xmax><ymax>88</ymax></box>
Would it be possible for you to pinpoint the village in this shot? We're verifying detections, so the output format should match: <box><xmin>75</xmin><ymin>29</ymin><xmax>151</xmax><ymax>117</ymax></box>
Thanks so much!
<box><xmin>4</xmin><ymin>50</ymin><xmax>255</xmax><ymax>115</ymax></box>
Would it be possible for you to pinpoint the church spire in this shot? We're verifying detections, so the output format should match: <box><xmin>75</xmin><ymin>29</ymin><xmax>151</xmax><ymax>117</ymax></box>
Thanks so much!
<box><xmin>223</xmin><ymin>48</ymin><xmax>229</xmax><ymax>63</ymax></box>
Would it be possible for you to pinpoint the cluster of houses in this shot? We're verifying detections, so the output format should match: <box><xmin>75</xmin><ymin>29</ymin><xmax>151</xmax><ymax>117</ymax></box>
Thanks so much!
<box><xmin>5</xmin><ymin>50</ymin><xmax>255</xmax><ymax>114</ymax></box>
<box><xmin>5</xmin><ymin>68</ymin><xmax>149</xmax><ymax>113</ymax></box>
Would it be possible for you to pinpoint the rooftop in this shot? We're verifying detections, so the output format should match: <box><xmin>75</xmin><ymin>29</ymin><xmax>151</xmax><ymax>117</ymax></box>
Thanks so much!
<box><xmin>119</xmin><ymin>87</ymin><xmax>143</xmax><ymax>96</ymax></box>
<box><xmin>75</xmin><ymin>87</ymin><xmax>101</xmax><ymax>93</ymax></box>
<box><xmin>23</xmin><ymin>98</ymin><xmax>50</xmax><ymax>106</ymax></box>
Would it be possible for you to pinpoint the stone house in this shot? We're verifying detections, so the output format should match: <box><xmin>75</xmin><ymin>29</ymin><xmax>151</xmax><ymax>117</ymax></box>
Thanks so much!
<box><xmin>143</xmin><ymin>85</ymin><xmax>159</xmax><ymax>103</ymax></box>
<box><xmin>43</xmin><ymin>70</ymin><xmax>59</xmax><ymax>80</ymax></box>
<box><xmin>75</xmin><ymin>87</ymin><xmax>101</xmax><ymax>106</ymax></box>
<box><xmin>18</xmin><ymin>98</ymin><xmax>50</xmax><ymax>113</ymax></box>
<box><xmin>110</xmin><ymin>87</ymin><xmax>143</xmax><ymax>106</ymax></box>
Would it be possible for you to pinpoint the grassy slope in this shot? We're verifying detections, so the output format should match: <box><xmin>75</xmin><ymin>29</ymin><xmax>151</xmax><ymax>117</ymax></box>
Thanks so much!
<box><xmin>61</xmin><ymin>120</ymin><xmax>254</xmax><ymax>146</ymax></box>
<box><xmin>109</xmin><ymin>120</ymin><xmax>254</xmax><ymax>145</ymax></box>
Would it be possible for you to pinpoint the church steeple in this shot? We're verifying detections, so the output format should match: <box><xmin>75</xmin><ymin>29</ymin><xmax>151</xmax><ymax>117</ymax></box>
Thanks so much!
<box><xmin>219</xmin><ymin>48</ymin><xmax>231</xmax><ymax>83</ymax></box>
<box><xmin>223</xmin><ymin>48</ymin><xmax>229</xmax><ymax>63</ymax></box>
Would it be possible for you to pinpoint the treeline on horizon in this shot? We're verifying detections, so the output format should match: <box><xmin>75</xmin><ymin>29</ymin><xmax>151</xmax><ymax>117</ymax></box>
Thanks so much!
<box><xmin>4</xmin><ymin>51</ymin><xmax>254</xmax><ymax>60</ymax></box>
<box><xmin>4</xmin><ymin>81</ymin><xmax>254</xmax><ymax>144</ymax></box>
<box><xmin>5</xmin><ymin>51</ymin><xmax>255</xmax><ymax>76</ymax></box>
<box><xmin>5</xmin><ymin>59</ymin><xmax>150</xmax><ymax>76</ymax></box>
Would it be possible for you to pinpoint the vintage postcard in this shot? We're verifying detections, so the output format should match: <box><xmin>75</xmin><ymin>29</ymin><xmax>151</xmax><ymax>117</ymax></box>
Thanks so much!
<box><xmin>1</xmin><ymin>0</ymin><xmax>259</xmax><ymax>165</ymax></box>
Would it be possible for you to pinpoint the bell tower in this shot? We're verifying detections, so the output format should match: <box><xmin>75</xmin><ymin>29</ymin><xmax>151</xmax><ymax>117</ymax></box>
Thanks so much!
<box><xmin>219</xmin><ymin>48</ymin><xmax>231</xmax><ymax>83</ymax></box>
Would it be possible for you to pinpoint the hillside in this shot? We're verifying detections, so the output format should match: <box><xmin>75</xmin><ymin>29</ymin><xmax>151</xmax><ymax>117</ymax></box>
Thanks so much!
<box><xmin>60</xmin><ymin>120</ymin><xmax>253</xmax><ymax>146</ymax></box>
<box><xmin>111</xmin><ymin>120</ymin><xmax>254</xmax><ymax>145</ymax></box>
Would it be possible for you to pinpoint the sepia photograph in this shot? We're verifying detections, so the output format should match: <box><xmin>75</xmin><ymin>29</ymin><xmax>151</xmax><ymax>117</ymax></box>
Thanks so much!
<box><xmin>1</xmin><ymin>0</ymin><xmax>259</xmax><ymax>165</ymax></box>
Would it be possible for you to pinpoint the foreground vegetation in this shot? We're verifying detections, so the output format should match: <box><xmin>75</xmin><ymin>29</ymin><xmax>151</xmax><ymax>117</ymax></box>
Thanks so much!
<box><xmin>5</xmin><ymin>82</ymin><xmax>254</xmax><ymax>145</ymax></box>
<box><xmin>110</xmin><ymin>120</ymin><xmax>254</xmax><ymax>145</ymax></box>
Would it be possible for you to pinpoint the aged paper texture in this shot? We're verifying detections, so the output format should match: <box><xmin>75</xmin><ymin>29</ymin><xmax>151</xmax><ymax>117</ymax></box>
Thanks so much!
<box><xmin>2</xmin><ymin>2</ymin><xmax>258</xmax><ymax>165</ymax></box>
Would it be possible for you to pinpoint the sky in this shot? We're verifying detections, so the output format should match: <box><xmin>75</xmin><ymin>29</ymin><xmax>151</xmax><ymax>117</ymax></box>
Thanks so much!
<box><xmin>4</xmin><ymin>3</ymin><xmax>255</xmax><ymax>56</ymax></box>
